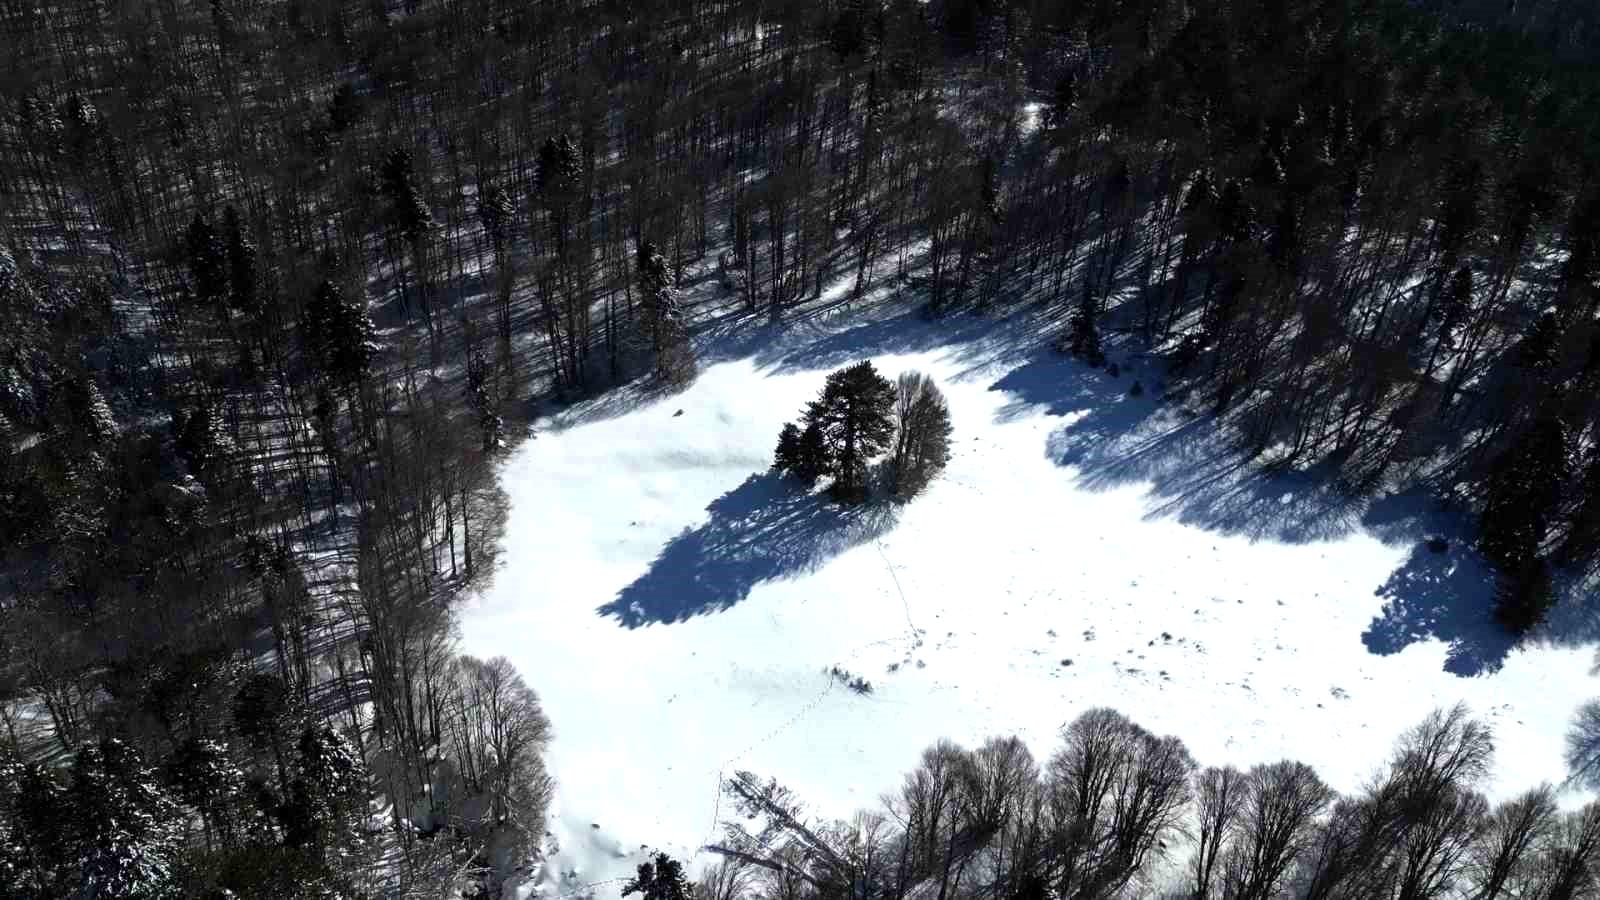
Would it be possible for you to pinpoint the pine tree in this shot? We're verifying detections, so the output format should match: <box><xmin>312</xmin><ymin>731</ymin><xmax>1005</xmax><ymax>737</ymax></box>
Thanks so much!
<box><xmin>304</xmin><ymin>279</ymin><xmax>377</xmax><ymax>386</ymax></box>
<box><xmin>802</xmin><ymin>360</ymin><xmax>897</xmax><ymax>502</ymax></box>
<box><xmin>185</xmin><ymin>213</ymin><xmax>229</xmax><ymax>314</ymax></box>
<box><xmin>773</xmin><ymin>422</ymin><xmax>802</xmax><ymax>476</ymax></box>
<box><xmin>794</xmin><ymin>421</ymin><xmax>831</xmax><ymax>485</ymax></box>
<box><xmin>623</xmin><ymin>852</ymin><xmax>694</xmax><ymax>900</ymax></box>
<box><xmin>222</xmin><ymin>205</ymin><xmax>257</xmax><ymax>317</ymax></box>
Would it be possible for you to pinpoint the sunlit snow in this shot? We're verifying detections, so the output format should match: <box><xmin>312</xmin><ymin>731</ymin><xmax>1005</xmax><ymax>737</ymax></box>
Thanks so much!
<box><xmin>461</xmin><ymin>308</ymin><xmax>1595</xmax><ymax>900</ymax></box>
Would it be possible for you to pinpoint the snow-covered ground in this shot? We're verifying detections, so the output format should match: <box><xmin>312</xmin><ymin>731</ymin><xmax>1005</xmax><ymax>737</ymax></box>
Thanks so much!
<box><xmin>460</xmin><ymin>305</ymin><xmax>1597</xmax><ymax>900</ymax></box>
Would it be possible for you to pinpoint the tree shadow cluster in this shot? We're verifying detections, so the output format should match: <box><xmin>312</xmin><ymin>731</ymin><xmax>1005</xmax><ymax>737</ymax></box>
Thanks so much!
<box><xmin>990</xmin><ymin>348</ymin><xmax>1600</xmax><ymax>678</ymax></box>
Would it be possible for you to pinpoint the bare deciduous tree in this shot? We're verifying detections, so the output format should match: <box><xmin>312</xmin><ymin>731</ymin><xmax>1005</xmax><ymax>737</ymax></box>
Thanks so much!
<box><xmin>447</xmin><ymin>655</ymin><xmax>553</xmax><ymax>843</ymax></box>
<box><xmin>1565</xmin><ymin>700</ymin><xmax>1600</xmax><ymax>793</ymax></box>
<box><xmin>1223</xmin><ymin>761</ymin><xmax>1333</xmax><ymax>900</ymax></box>
<box><xmin>1468</xmin><ymin>784</ymin><xmax>1557</xmax><ymax>900</ymax></box>
<box><xmin>1046</xmin><ymin>708</ymin><xmax>1194</xmax><ymax>898</ymax></box>
<box><xmin>1530</xmin><ymin>800</ymin><xmax>1600</xmax><ymax>900</ymax></box>
<box><xmin>1190</xmin><ymin>765</ymin><xmax>1245</xmax><ymax>899</ymax></box>
<box><xmin>889</xmin><ymin>371</ymin><xmax>953</xmax><ymax>499</ymax></box>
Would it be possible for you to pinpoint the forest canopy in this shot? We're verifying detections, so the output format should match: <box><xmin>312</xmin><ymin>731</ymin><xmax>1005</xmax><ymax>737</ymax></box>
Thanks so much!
<box><xmin>3</xmin><ymin>0</ymin><xmax>1600</xmax><ymax>893</ymax></box>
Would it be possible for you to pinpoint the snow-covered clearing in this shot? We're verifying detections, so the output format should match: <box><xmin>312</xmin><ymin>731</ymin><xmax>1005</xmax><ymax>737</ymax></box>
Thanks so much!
<box><xmin>460</xmin><ymin>303</ymin><xmax>1598</xmax><ymax>900</ymax></box>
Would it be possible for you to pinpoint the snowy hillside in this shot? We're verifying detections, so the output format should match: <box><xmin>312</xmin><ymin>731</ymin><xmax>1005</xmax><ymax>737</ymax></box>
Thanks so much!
<box><xmin>460</xmin><ymin>306</ymin><xmax>1597</xmax><ymax>900</ymax></box>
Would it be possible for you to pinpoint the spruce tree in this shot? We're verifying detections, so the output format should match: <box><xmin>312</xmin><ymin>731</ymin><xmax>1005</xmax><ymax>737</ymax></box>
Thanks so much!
<box><xmin>636</xmin><ymin>239</ymin><xmax>696</xmax><ymax>384</ymax></box>
<box><xmin>1482</xmin><ymin>416</ymin><xmax>1567</xmax><ymax>571</ymax></box>
<box><xmin>173</xmin><ymin>404</ymin><xmax>236</xmax><ymax>481</ymax></box>
<box><xmin>1068</xmin><ymin>280</ymin><xmax>1105</xmax><ymax>367</ymax></box>
<box><xmin>0</xmin><ymin>760</ymin><xmax>69</xmax><ymax>896</ymax></box>
<box><xmin>478</xmin><ymin>184</ymin><xmax>513</xmax><ymax>259</ymax></box>
<box><xmin>164</xmin><ymin>738</ymin><xmax>245</xmax><ymax>850</ymax></box>
<box><xmin>381</xmin><ymin>148</ymin><xmax>433</xmax><ymax>244</ymax></box>
<box><xmin>1497</xmin><ymin>559</ymin><xmax>1556</xmax><ymax>637</ymax></box>
<box><xmin>67</xmin><ymin>739</ymin><xmax>183</xmax><ymax>899</ymax></box>
<box><xmin>467</xmin><ymin>349</ymin><xmax>505</xmax><ymax>453</ymax></box>
<box><xmin>281</xmin><ymin>725</ymin><xmax>368</xmax><ymax>865</ymax></box>
<box><xmin>802</xmin><ymin>360</ymin><xmax>897</xmax><ymax>502</ymax></box>
<box><xmin>1439</xmin><ymin>267</ymin><xmax>1472</xmax><ymax>352</ymax></box>
<box><xmin>232</xmin><ymin>673</ymin><xmax>295</xmax><ymax>786</ymax></box>
<box><xmin>535</xmin><ymin>135</ymin><xmax>582</xmax><ymax>197</ymax></box>
<box><xmin>1047</xmin><ymin>71</ymin><xmax>1078</xmax><ymax>134</ymax></box>
<box><xmin>536</xmin><ymin>134</ymin><xmax>583</xmax><ymax>257</ymax></box>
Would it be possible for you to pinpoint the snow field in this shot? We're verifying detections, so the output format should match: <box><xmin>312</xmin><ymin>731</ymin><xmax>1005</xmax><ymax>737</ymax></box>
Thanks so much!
<box><xmin>461</xmin><ymin>337</ymin><xmax>1595</xmax><ymax>900</ymax></box>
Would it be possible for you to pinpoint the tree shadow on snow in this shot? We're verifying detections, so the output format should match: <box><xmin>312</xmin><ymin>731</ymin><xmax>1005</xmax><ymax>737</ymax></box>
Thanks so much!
<box><xmin>597</xmin><ymin>472</ymin><xmax>899</xmax><ymax>628</ymax></box>
<box><xmin>989</xmin><ymin>349</ymin><xmax>1600</xmax><ymax>677</ymax></box>
<box><xmin>693</xmin><ymin>283</ymin><xmax>1064</xmax><ymax>384</ymax></box>
<box><xmin>998</xmin><ymin>352</ymin><xmax>1368</xmax><ymax>544</ymax></box>
<box><xmin>1361</xmin><ymin>542</ymin><xmax>1514</xmax><ymax>676</ymax></box>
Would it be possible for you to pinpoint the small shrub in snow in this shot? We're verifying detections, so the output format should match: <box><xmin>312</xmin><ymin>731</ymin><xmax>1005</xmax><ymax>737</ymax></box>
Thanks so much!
<box><xmin>829</xmin><ymin>666</ymin><xmax>873</xmax><ymax>694</ymax></box>
<box><xmin>1130</xmin><ymin>379</ymin><xmax>1144</xmax><ymax>397</ymax></box>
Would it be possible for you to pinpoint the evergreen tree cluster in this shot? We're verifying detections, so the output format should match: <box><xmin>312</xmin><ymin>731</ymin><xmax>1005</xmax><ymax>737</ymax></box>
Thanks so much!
<box><xmin>0</xmin><ymin>652</ymin><xmax>552</xmax><ymax>897</ymax></box>
<box><xmin>303</xmin><ymin>278</ymin><xmax>378</xmax><ymax>387</ymax></box>
<box><xmin>773</xmin><ymin>360</ymin><xmax>894</xmax><ymax>503</ymax></box>
<box><xmin>0</xmin><ymin>727</ymin><xmax>372</xmax><ymax>898</ymax></box>
<box><xmin>774</xmin><ymin>361</ymin><xmax>953</xmax><ymax>502</ymax></box>
<box><xmin>624</xmin><ymin>852</ymin><xmax>696</xmax><ymax>900</ymax></box>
